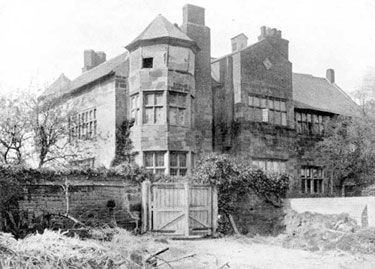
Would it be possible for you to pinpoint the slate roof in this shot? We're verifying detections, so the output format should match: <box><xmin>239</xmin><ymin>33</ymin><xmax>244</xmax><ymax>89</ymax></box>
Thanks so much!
<box><xmin>293</xmin><ymin>73</ymin><xmax>359</xmax><ymax>116</ymax></box>
<box><xmin>43</xmin><ymin>52</ymin><xmax>128</xmax><ymax>98</ymax></box>
<box><xmin>125</xmin><ymin>15</ymin><xmax>199</xmax><ymax>52</ymax></box>
<box><xmin>41</xmin><ymin>73</ymin><xmax>71</xmax><ymax>98</ymax></box>
<box><xmin>69</xmin><ymin>52</ymin><xmax>128</xmax><ymax>93</ymax></box>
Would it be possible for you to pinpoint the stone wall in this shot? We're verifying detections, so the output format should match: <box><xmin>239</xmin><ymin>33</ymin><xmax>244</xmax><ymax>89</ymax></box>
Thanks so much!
<box><xmin>65</xmin><ymin>76</ymin><xmax>117</xmax><ymax>167</ymax></box>
<box><xmin>232</xmin><ymin>190</ymin><xmax>285</xmax><ymax>236</ymax></box>
<box><xmin>18</xmin><ymin>176</ymin><xmax>141</xmax><ymax>230</ymax></box>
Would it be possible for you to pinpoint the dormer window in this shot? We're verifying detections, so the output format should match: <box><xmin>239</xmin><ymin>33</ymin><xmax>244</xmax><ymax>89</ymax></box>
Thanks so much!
<box><xmin>142</xmin><ymin>57</ymin><xmax>153</xmax><ymax>68</ymax></box>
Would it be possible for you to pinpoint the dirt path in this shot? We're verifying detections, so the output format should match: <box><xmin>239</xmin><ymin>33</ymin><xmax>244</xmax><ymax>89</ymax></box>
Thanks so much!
<box><xmin>146</xmin><ymin>237</ymin><xmax>375</xmax><ymax>269</ymax></box>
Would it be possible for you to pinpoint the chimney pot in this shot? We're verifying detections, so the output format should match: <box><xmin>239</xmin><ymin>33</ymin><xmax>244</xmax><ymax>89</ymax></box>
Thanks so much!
<box><xmin>326</xmin><ymin>69</ymin><xmax>335</xmax><ymax>83</ymax></box>
<box><xmin>260</xmin><ymin>26</ymin><xmax>267</xmax><ymax>37</ymax></box>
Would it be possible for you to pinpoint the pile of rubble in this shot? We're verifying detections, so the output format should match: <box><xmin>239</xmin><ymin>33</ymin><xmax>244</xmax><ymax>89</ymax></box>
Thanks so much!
<box><xmin>280</xmin><ymin>210</ymin><xmax>375</xmax><ymax>253</ymax></box>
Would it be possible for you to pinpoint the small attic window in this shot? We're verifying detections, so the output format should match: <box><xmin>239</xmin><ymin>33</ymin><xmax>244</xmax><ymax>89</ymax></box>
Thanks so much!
<box><xmin>142</xmin><ymin>57</ymin><xmax>153</xmax><ymax>68</ymax></box>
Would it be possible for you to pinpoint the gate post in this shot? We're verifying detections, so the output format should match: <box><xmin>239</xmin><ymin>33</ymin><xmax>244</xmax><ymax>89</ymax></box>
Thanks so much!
<box><xmin>184</xmin><ymin>182</ymin><xmax>190</xmax><ymax>236</ymax></box>
<box><xmin>212</xmin><ymin>185</ymin><xmax>218</xmax><ymax>233</ymax></box>
<box><xmin>141</xmin><ymin>180</ymin><xmax>151</xmax><ymax>233</ymax></box>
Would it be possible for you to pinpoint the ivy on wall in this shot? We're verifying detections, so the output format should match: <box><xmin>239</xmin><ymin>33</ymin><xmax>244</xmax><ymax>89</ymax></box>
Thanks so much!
<box><xmin>192</xmin><ymin>153</ymin><xmax>289</xmax><ymax>213</ymax></box>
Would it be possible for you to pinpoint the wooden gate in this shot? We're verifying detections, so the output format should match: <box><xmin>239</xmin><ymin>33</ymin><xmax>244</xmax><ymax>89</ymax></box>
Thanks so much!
<box><xmin>141</xmin><ymin>181</ymin><xmax>218</xmax><ymax>236</ymax></box>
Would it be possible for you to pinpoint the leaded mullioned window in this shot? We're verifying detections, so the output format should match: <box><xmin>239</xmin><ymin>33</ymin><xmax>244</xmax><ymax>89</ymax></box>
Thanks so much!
<box><xmin>301</xmin><ymin>166</ymin><xmax>324</xmax><ymax>194</ymax></box>
<box><xmin>248</xmin><ymin>95</ymin><xmax>287</xmax><ymax>126</ymax></box>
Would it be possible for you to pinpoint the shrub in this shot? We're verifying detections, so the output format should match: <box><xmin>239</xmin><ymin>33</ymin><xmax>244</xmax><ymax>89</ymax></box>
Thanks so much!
<box><xmin>193</xmin><ymin>153</ymin><xmax>289</xmax><ymax>214</ymax></box>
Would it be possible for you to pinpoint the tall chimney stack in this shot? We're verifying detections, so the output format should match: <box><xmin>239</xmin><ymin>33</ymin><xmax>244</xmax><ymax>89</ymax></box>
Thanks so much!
<box><xmin>326</xmin><ymin>69</ymin><xmax>335</xmax><ymax>83</ymax></box>
<box><xmin>82</xmin><ymin>50</ymin><xmax>107</xmax><ymax>73</ymax></box>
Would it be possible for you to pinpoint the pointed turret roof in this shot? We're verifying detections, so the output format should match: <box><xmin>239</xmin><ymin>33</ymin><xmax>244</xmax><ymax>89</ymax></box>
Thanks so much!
<box><xmin>126</xmin><ymin>15</ymin><xmax>199</xmax><ymax>53</ymax></box>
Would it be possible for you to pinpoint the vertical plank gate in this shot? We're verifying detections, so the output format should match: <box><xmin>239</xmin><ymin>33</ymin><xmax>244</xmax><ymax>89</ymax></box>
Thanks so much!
<box><xmin>141</xmin><ymin>181</ymin><xmax>217</xmax><ymax>236</ymax></box>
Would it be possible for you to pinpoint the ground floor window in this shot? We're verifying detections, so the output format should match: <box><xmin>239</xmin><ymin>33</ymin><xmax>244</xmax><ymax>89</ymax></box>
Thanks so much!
<box><xmin>301</xmin><ymin>166</ymin><xmax>324</xmax><ymax>194</ymax></box>
<box><xmin>170</xmin><ymin>152</ymin><xmax>187</xmax><ymax>176</ymax></box>
<box><xmin>252</xmin><ymin>159</ymin><xmax>287</xmax><ymax>174</ymax></box>
<box><xmin>144</xmin><ymin>151</ymin><xmax>165</xmax><ymax>174</ymax></box>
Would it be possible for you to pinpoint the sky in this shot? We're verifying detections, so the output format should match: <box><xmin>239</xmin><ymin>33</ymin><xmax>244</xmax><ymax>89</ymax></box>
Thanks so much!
<box><xmin>0</xmin><ymin>0</ymin><xmax>374</xmax><ymax>97</ymax></box>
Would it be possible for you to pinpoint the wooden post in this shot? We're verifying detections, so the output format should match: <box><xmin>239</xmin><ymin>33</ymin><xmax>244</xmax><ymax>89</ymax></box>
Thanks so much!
<box><xmin>184</xmin><ymin>182</ymin><xmax>190</xmax><ymax>237</ymax></box>
<box><xmin>212</xmin><ymin>185</ymin><xmax>218</xmax><ymax>234</ymax></box>
<box><xmin>141</xmin><ymin>180</ymin><xmax>151</xmax><ymax>233</ymax></box>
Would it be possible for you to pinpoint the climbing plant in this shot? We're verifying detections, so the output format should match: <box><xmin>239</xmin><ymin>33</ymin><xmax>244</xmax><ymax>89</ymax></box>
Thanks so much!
<box><xmin>111</xmin><ymin>119</ymin><xmax>137</xmax><ymax>166</ymax></box>
<box><xmin>193</xmin><ymin>153</ymin><xmax>289</xmax><ymax>214</ymax></box>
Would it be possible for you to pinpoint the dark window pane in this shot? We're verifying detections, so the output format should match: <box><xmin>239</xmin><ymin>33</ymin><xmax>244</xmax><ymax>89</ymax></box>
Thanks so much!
<box><xmin>155</xmin><ymin>152</ymin><xmax>164</xmax><ymax>167</ymax></box>
<box><xmin>145</xmin><ymin>153</ymin><xmax>153</xmax><ymax>167</ymax></box>
<box><xmin>314</xmin><ymin>179</ymin><xmax>318</xmax><ymax>193</ymax></box>
<box><xmin>301</xmin><ymin>179</ymin><xmax>305</xmax><ymax>193</ymax></box>
<box><xmin>170</xmin><ymin>168</ymin><xmax>178</xmax><ymax>176</ymax></box>
<box><xmin>180</xmin><ymin>169</ymin><xmax>187</xmax><ymax>176</ymax></box>
<box><xmin>170</xmin><ymin>152</ymin><xmax>178</xmax><ymax>167</ymax></box>
<box><xmin>142</xmin><ymin>57</ymin><xmax>153</xmax><ymax>68</ymax></box>
<box><xmin>307</xmin><ymin>179</ymin><xmax>311</xmax><ymax>193</ymax></box>
<box><xmin>179</xmin><ymin>153</ymin><xmax>187</xmax><ymax>167</ymax></box>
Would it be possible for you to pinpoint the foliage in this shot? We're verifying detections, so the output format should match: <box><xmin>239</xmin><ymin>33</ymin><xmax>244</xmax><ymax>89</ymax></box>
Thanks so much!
<box><xmin>0</xmin><ymin>163</ymin><xmax>152</xmax><ymax>184</ymax></box>
<box><xmin>30</xmin><ymin>96</ymin><xmax>77</xmax><ymax>168</ymax></box>
<box><xmin>193</xmin><ymin>153</ymin><xmax>289</xmax><ymax>214</ymax></box>
<box><xmin>0</xmin><ymin>95</ymin><xmax>32</xmax><ymax>165</ymax></box>
<box><xmin>314</xmin><ymin>114</ymin><xmax>375</xmax><ymax>194</ymax></box>
<box><xmin>111</xmin><ymin>119</ymin><xmax>137</xmax><ymax>166</ymax></box>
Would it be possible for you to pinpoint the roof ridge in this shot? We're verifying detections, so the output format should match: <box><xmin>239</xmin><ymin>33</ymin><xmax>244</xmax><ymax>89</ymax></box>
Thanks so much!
<box><xmin>73</xmin><ymin>52</ymin><xmax>128</xmax><ymax>80</ymax></box>
<box><xmin>211</xmin><ymin>39</ymin><xmax>265</xmax><ymax>63</ymax></box>
<box><xmin>331</xmin><ymin>83</ymin><xmax>358</xmax><ymax>107</ymax></box>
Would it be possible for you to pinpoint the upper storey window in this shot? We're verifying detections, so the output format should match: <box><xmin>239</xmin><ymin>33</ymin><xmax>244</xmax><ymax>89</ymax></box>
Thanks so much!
<box><xmin>69</xmin><ymin>108</ymin><xmax>97</xmax><ymax>140</ymax></box>
<box><xmin>130</xmin><ymin>94</ymin><xmax>140</xmax><ymax>125</ymax></box>
<box><xmin>144</xmin><ymin>92</ymin><xmax>163</xmax><ymax>124</ymax></box>
<box><xmin>295</xmin><ymin>112</ymin><xmax>329</xmax><ymax>135</ymax></box>
<box><xmin>248</xmin><ymin>95</ymin><xmax>287</xmax><ymax>126</ymax></box>
<box><xmin>252</xmin><ymin>159</ymin><xmax>287</xmax><ymax>174</ymax></box>
<box><xmin>168</xmin><ymin>92</ymin><xmax>187</xmax><ymax>126</ymax></box>
<box><xmin>142</xmin><ymin>57</ymin><xmax>153</xmax><ymax>68</ymax></box>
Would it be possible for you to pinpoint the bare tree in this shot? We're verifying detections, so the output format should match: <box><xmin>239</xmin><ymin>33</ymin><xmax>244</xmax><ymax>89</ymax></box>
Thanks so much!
<box><xmin>30</xmin><ymin>97</ymin><xmax>77</xmax><ymax>168</ymax></box>
<box><xmin>0</xmin><ymin>96</ymin><xmax>31</xmax><ymax>165</ymax></box>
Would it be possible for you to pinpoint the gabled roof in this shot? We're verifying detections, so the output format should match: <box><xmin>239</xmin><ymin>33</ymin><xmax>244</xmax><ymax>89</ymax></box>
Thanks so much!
<box><xmin>69</xmin><ymin>52</ymin><xmax>128</xmax><ymax>93</ymax></box>
<box><xmin>41</xmin><ymin>73</ymin><xmax>71</xmax><ymax>98</ymax></box>
<box><xmin>293</xmin><ymin>73</ymin><xmax>359</xmax><ymax>116</ymax></box>
<box><xmin>125</xmin><ymin>15</ymin><xmax>199</xmax><ymax>53</ymax></box>
<box><xmin>43</xmin><ymin>53</ymin><xmax>128</xmax><ymax>98</ymax></box>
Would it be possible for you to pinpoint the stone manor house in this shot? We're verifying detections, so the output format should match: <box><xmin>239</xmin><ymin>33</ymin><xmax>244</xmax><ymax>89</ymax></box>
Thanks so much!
<box><xmin>42</xmin><ymin>4</ymin><xmax>358</xmax><ymax>197</ymax></box>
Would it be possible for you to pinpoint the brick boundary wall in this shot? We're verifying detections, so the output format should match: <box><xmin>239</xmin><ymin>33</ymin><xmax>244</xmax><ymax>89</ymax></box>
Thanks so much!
<box><xmin>14</xmin><ymin>176</ymin><xmax>142</xmax><ymax>231</ymax></box>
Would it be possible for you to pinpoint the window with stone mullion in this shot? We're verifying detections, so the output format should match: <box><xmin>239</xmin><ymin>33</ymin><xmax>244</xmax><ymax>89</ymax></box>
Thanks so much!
<box><xmin>144</xmin><ymin>92</ymin><xmax>163</xmax><ymax>124</ymax></box>
<box><xmin>301</xmin><ymin>167</ymin><xmax>323</xmax><ymax>194</ymax></box>
<box><xmin>168</xmin><ymin>92</ymin><xmax>187</xmax><ymax>126</ymax></box>
<box><xmin>131</xmin><ymin>94</ymin><xmax>140</xmax><ymax>125</ymax></box>
<box><xmin>144</xmin><ymin>151</ymin><xmax>165</xmax><ymax>174</ymax></box>
<box><xmin>170</xmin><ymin>152</ymin><xmax>187</xmax><ymax>176</ymax></box>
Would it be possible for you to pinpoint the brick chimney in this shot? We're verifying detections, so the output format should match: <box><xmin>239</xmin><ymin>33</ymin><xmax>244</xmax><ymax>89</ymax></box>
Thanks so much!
<box><xmin>82</xmin><ymin>50</ymin><xmax>106</xmax><ymax>73</ymax></box>
<box><xmin>258</xmin><ymin>26</ymin><xmax>288</xmax><ymax>59</ymax></box>
<box><xmin>326</xmin><ymin>69</ymin><xmax>335</xmax><ymax>83</ymax></box>
<box><xmin>231</xmin><ymin>33</ymin><xmax>248</xmax><ymax>52</ymax></box>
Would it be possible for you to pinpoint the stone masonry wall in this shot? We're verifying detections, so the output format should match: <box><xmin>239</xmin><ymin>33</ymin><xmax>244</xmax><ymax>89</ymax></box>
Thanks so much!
<box><xmin>19</xmin><ymin>176</ymin><xmax>141</xmax><ymax>230</ymax></box>
<box><xmin>233</xmin><ymin>190</ymin><xmax>285</xmax><ymax>235</ymax></box>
